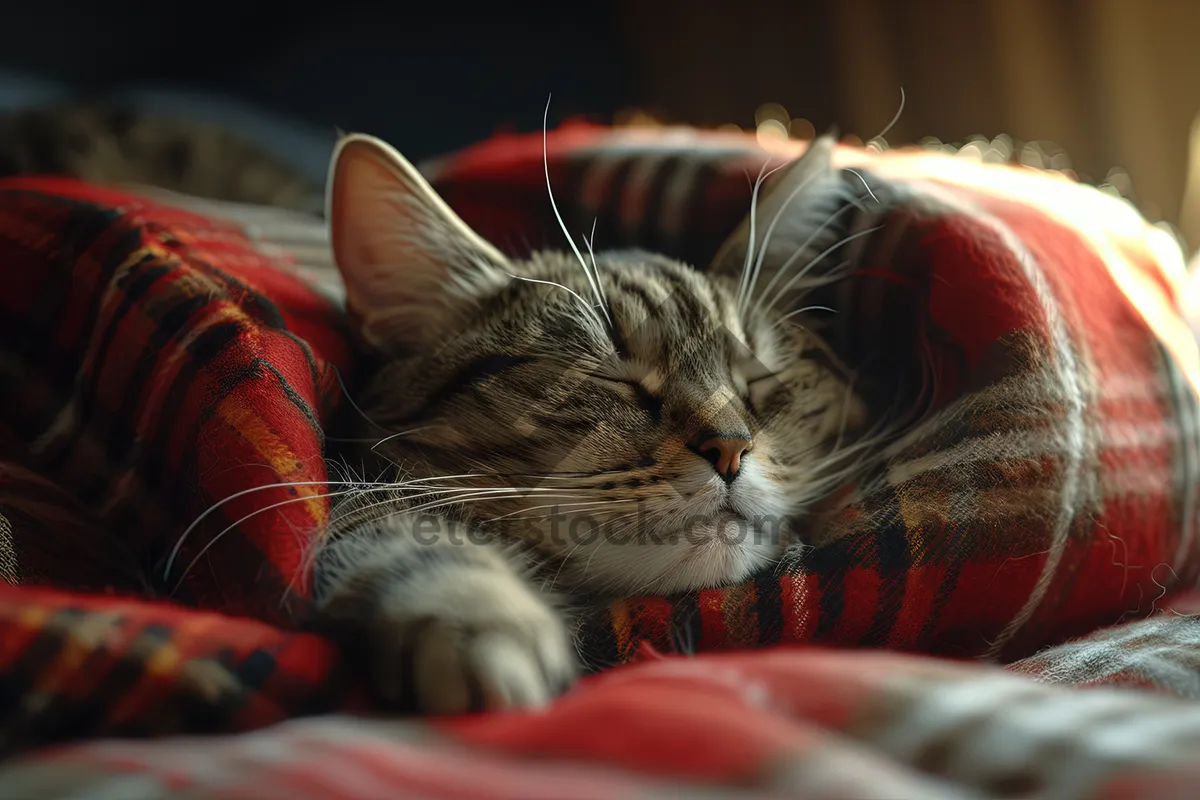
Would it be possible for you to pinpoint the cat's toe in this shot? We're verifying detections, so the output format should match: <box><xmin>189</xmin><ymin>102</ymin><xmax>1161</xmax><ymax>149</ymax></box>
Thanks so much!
<box><xmin>370</xmin><ymin>577</ymin><xmax>577</xmax><ymax>714</ymax></box>
<box><xmin>467</xmin><ymin>629</ymin><xmax>565</xmax><ymax>710</ymax></box>
<box><xmin>406</xmin><ymin>618</ymin><xmax>575</xmax><ymax>714</ymax></box>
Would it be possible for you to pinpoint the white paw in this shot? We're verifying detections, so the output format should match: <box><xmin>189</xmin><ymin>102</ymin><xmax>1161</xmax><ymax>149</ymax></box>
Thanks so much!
<box><xmin>369</xmin><ymin>573</ymin><xmax>577</xmax><ymax>714</ymax></box>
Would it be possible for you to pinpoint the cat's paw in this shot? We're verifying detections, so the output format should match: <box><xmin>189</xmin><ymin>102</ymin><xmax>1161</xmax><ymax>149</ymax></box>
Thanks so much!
<box><xmin>368</xmin><ymin>571</ymin><xmax>577</xmax><ymax>714</ymax></box>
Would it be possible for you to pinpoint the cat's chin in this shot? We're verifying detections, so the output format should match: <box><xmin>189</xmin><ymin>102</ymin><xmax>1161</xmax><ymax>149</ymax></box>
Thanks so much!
<box><xmin>665</xmin><ymin>511</ymin><xmax>780</xmax><ymax>592</ymax></box>
<box><xmin>574</xmin><ymin>511</ymin><xmax>782</xmax><ymax>596</ymax></box>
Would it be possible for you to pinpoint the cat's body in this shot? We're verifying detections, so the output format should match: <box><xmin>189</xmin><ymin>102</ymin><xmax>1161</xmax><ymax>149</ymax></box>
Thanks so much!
<box><xmin>310</xmin><ymin>134</ymin><xmax>874</xmax><ymax>711</ymax></box>
<box><xmin>2</xmin><ymin>108</ymin><xmax>877</xmax><ymax>713</ymax></box>
<box><xmin>0</xmin><ymin>104</ymin><xmax>321</xmax><ymax>212</ymax></box>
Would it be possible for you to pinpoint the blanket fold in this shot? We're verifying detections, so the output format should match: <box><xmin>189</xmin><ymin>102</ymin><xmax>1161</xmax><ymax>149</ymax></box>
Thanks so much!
<box><xmin>1</xmin><ymin>124</ymin><xmax>1199</xmax><ymax>797</ymax></box>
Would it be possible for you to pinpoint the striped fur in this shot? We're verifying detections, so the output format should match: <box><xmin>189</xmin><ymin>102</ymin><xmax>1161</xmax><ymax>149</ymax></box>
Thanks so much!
<box><xmin>1</xmin><ymin>122</ymin><xmax>1200</xmax><ymax>792</ymax></box>
<box><xmin>312</xmin><ymin>134</ymin><xmax>872</xmax><ymax>711</ymax></box>
<box><xmin>0</xmin><ymin>104</ymin><xmax>320</xmax><ymax>212</ymax></box>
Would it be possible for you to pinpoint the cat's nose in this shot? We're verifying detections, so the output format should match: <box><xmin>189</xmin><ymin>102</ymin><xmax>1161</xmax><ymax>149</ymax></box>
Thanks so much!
<box><xmin>688</xmin><ymin>431</ymin><xmax>752</xmax><ymax>484</ymax></box>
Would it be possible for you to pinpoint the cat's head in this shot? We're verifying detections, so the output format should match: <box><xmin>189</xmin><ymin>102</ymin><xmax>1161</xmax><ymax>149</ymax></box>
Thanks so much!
<box><xmin>326</xmin><ymin>133</ymin><xmax>869</xmax><ymax>595</ymax></box>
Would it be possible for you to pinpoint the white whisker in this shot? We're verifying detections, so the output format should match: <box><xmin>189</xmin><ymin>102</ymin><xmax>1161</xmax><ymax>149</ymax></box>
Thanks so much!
<box><xmin>543</xmin><ymin>94</ymin><xmax>611</xmax><ymax>328</ymax></box>
<box><xmin>752</xmin><ymin>203</ymin><xmax>866</xmax><ymax>319</ymax></box>
<box><xmin>742</xmin><ymin>164</ymin><xmax>828</xmax><ymax>315</ymax></box>
<box><xmin>872</xmin><ymin>86</ymin><xmax>906</xmax><ymax>143</ymax></box>
<box><xmin>770</xmin><ymin>304</ymin><xmax>838</xmax><ymax>332</ymax></box>
<box><xmin>583</xmin><ymin>216</ymin><xmax>609</xmax><ymax>313</ymax></box>
<box><xmin>763</xmin><ymin>226</ymin><xmax>883</xmax><ymax>314</ymax></box>
<box><xmin>370</xmin><ymin>426</ymin><xmax>434</xmax><ymax>451</ymax></box>
<box><xmin>844</xmin><ymin>168</ymin><xmax>880</xmax><ymax>205</ymax></box>
<box><xmin>485</xmin><ymin>497</ymin><xmax>637</xmax><ymax>523</ymax></box>
<box><xmin>163</xmin><ymin>477</ymin><xmax>415</xmax><ymax>580</ymax></box>
<box><xmin>169</xmin><ymin>486</ymin><xmax>373</xmax><ymax>594</ymax></box>
<box><xmin>737</xmin><ymin>159</ymin><xmax>788</xmax><ymax>314</ymax></box>
<box><xmin>507</xmin><ymin>273</ymin><xmax>607</xmax><ymax>331</ymax></box>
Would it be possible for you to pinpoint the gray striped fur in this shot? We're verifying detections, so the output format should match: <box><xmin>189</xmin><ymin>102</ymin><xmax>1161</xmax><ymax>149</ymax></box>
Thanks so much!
<box><xmin>312</xmin><ymin>134</ymin><xmax>873</xmax><ymax>713</ymax></box>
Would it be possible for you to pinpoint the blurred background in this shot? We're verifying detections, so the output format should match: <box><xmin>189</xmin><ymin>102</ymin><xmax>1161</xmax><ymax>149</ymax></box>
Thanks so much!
<box><xmin>2</xmin><ymin>0</ymin><xmax>1199</xmax><ymax>248</ymax></box>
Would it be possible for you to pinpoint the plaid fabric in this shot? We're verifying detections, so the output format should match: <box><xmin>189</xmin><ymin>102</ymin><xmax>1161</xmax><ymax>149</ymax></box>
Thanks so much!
<box><xmin>426</xmin><ymin>122</ymin><xmax>1200</xmax><ymax>666</ymax></box>
<box><xmin>0</xmin><ymin>177</ymin><xmax>353</xmax><ymax>620</ymax></box>
<box><xmin>5</xmin><ymin>637</ymin><xmax>1200</xmax><ymax>799</ymax></box>
<box><xmin>1</xmin><ymin>124</ymin><xmax>1200</xmax><ymax>796</ymax></box>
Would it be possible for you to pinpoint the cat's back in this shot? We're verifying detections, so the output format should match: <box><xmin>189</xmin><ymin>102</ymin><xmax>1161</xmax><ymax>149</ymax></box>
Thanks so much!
<box><xmin>0</xmin><ymin>103</ymin><xmax>320</xmax><ymax>213</ymax></box>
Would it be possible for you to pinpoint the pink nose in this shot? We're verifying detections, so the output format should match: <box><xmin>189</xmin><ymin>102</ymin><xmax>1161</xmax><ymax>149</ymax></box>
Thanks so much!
<box><xmin>688</xmin><ymin>433</ymin><xmax>752</xmax><ymax>484</ymax></box>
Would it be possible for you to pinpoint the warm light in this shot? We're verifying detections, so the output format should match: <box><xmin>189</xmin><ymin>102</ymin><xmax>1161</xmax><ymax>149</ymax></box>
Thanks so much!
<box><xmin>957</xmin><ymin>142</ymin><xmax>985</xmax><ymax>160</ymax></box>
<box><xmin>789</xmin><ymin>118</ymin><xmax>816</xmax><ymax>141</ymax></box>
<box><xmin>1018</xmin><ymin>143</ymin><xmax>1045</xmax><ymax>169</ymax></box>
<box><xmin>614</xmin><ymin>109</ymin><xmax>663</xmax><ymax>128</ymax></box>
<box><xmin>985</xmin><ymin>134</ymin><xmax>1013</xmax><ymax>163</ymax></box>
<box><xmin>1105</xmin><ymin>167</ymin><xmax>1133</xmax><ymax>197</ymax></box>
<box><xmin>755</xmin><ymin>102</ymin><xmax>789</xmax><ymax>127</ymax></box>
<box><xmin>756</xmin><ymin>118</ymin><xmax>790</xmax><ymax>148</ymax></box>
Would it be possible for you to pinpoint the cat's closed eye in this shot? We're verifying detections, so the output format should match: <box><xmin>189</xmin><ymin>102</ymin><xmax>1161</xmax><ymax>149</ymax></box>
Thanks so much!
<box><xmin>586</xmin><ymin>372</ymin><xmax>664</xmax><ymax>420</ymax></box>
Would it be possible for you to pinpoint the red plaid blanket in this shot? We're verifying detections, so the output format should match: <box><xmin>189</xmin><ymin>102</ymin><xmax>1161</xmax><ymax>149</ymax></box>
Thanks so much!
<box><xmin>1</xmin><ymin>123</ymin><xmax>1200</xmax><ymax>797</ymax></box>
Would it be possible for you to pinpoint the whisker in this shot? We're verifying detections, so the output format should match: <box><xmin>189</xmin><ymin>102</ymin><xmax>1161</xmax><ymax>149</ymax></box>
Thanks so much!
<box><xmin>583</xmin><ymin>216</ymin><xmax>610</xmax><ymax>314</ymax></box>
<box><xmin>752</xmin><ymin>202</ymin><xmax>866</xmax><ymax>319</ymax></box>
<box><xmin>737</xmin><ymin>159</ymin><xmax>788</xmax><ymax>313</ymax></box>
<box><xmin>844</xmin><ymin>168</ymin><xmax>880</xmax><ymax>205</ymax></box>
<box><xmin>543</xmin><ymin>94</ymin><xmax>611</xmax><ymax>328</ymax></box>
<box><xmin>169</xmin><ymin>485</ymin><xmax>375</xmax><ymax>594</ymax></box>
<box><xmin>508</xmin><ymin>273</ymin><xmax>607</xmax><ymax>333</ymax></box>
<box><xmin>742</xmin><ymin>164</ymin><xmax>830</xmax><ymax>315</ymax></box>
<box><xmin>871</xmin><ymin>86</ymin><xmax>906</xmax><ymax>143</ymax></box>
<box><xmin>370</xmin><ymin>426</ymin><xmax>435</xmax><ymax>451</ymax></box>
<box><xmin>484</xmin><ymin>497</ymin><xmax>637</xmax><ymax>523</ymax></box>
<box><xmin>547</xmin><ymin>536</ymin><xmax>590</xmax><ymax>590</ymax></box>
<box><xmin>164</xmin><ymin>471</ymin><xmax>576</xmax><ymax>581</ymax></box>
<box><xmin>770</xmin><ymin>304</ymin><xmax>838</xmax><ymax>332</ymax></box>
<box><xmin>339</xmin><ymin>488</ymin><xmax>593</xmax><ymax>533</ymax></box>
<box><xmin>163</xmin><ymin>478</ymin><xmax>416</xmax><ymax>580</ymax></box>
<box><xmin>328</xmin><ymin>363</ymin><xmax>388</xmax><ymax>432</ymax></box>
<box><xmin>763</xmin><ymin>226</ymin><xmax>883</xmax><ymax>314</ymax></box>
<box><xmin>172</xmin><ymin>480</ymin><xmax>534</xmax><ymax>586</ymax></box>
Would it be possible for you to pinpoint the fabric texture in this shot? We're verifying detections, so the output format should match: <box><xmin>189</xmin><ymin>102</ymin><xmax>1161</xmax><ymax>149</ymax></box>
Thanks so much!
<box><xmin>1</xmin><ymin>123</ymin><xmax>1200</xmax><ymax>797</ymax></box>
<box><xmin>428</xmin><ymin>123</ymin><xmax>1200</xmax><ymax>666</ymax></box>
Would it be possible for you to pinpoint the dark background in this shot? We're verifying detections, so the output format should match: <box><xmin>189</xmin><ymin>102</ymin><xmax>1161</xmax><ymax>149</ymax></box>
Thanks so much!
<box><xmin>2</xmin><ymin>0</ymin><xmax>1199</xmax><ymax>248</ymax></box>
<box><xmin>0</xmin><ymin>1</ymin><xmax>633</xmax><ymax>162</ymax></box>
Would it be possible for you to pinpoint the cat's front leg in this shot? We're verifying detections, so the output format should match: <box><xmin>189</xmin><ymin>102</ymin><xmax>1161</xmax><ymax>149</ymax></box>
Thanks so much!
<box><xmin>311</xmin><ymin>513</ymin><xmax>576</xmax><ymax>714</ymax></box>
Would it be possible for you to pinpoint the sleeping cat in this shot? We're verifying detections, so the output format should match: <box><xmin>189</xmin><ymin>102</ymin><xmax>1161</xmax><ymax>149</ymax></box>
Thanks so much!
<box><xmin>0</xmin><ymin>104</ymin><xmax>878</xmax><ymax>714</ymax></box>
<box><xmin>309</xmin><ymin>133</ymin><xmax>874</xmax><ymax>713</ymax></box>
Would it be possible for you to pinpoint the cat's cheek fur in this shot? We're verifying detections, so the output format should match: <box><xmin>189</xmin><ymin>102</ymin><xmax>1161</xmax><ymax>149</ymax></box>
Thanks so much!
<box><xmin>311</xmin><ymin>516</ymin><xmax>577</xmax><ymax>714</ymax></box>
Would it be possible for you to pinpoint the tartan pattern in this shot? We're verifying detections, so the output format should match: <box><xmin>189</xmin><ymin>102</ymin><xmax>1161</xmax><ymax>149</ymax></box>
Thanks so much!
<box><xmin>0</xmin><ymin>583</ymin><xmax>364</xmax><ymax>758</ymax></box>
<box><xmin>424</xmin><ymin>123</ymin><xmax>1200</xmax><ymax>666</ymax></box>
<box><xmin>5</xmin><ymin>638</ymin><xmax>1200</xmax><ymax>798</ymax></box>
<box><xmin>0</xmin><ymin>125</ymin><xmax>1199</xmax><ymax>796</ymax></box>
<box><xmin>1008</xmin><ymin>610</ymin><xmax>1200</xmax><ymax>697</ymax></box>
<box><xmin>0</xmin><ymin>177</ymin><xmax>354</xmax><ymax>621</ymax></box>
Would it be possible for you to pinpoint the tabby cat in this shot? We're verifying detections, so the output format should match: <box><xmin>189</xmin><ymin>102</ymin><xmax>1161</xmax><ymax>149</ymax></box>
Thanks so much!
<box><xmin>310</xmin><ymin>134</ymin><xmax>875</xmax><ymax>712</ymax></box>
<box><xmin>0</xmin><ymin>104</ymin><xmax>321</xmax><ymax>212</ymax></box>
<box><xmin>1</xmin><ymin>105</ymin><xmax>876</xmax><ymax>714</ymax></box>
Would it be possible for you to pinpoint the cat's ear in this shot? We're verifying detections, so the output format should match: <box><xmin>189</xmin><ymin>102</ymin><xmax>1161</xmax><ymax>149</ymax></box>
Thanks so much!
<box><xmin>327</xmin><ymin>133</ymin><xmax>510</xmax><ymax>352</ymax></box>
<box><xmin>709</xmin><ymin>135</ymin><xmax>845</xmax><ymax>300</ymax></box>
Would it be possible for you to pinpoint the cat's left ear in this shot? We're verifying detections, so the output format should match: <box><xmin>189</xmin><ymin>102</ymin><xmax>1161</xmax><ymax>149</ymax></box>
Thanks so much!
<box><xmin>709</xmin><ymin>135</ymin><xmax>845</xmax><ymax>299</ymax></box>
<box><xmin>327</xmin><ymin>133</ymin><xmax>510</xmax><ymax>353</ymax></box>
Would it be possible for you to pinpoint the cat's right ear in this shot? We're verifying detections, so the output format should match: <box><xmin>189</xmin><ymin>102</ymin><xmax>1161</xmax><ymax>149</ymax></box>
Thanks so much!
<box><xmin>327</xmin><ymin>133</ymin><xmax>510</xmax><ymax>353</ymax></box>
<box><xmin>708</xmin><ymin>135</ymin><xmax>843</xmax><ymax>293</ymax></box>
